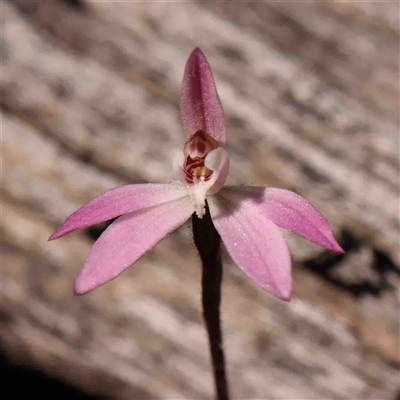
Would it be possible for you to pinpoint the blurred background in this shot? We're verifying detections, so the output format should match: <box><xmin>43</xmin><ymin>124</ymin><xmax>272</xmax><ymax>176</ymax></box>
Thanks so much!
<box><xmin>2</xmin><ymin>1</ymin><xmax>399</xmax><ymax>399</ymax></box>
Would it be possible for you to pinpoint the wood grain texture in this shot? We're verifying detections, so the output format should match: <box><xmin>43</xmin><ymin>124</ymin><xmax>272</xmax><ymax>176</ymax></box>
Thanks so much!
<box><xmin>2</xmin><ymin>1</ymin><xmax>399</xmax><ymax>399</ymax></box>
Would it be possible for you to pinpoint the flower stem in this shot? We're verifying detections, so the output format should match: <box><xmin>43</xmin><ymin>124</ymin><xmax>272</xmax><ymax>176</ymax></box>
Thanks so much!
<box><xmin>192</xmin><ymin>202</ymin><xmax>229</xmax><ymax>400</ymax></box>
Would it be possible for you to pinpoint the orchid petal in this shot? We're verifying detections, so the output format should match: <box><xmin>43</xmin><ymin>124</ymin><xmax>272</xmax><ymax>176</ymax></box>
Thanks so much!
<box><xmin>208</xmin><ymin>196</ymin><xmax>292</xmax><ymax>300</ymax></box>
<box><xmin>181</xmin><ymin>47</ymin><xmax>226</xmax><ymax>145</ymax></box>
<box><xmin>49</xmin><ymin>183</ymin><xmax>188</xmax><ymax>240</ymax></box>
<box><xmin>205</xmin><ymin>147</ymin><xmax>230</xmax><ymax>195</ymax></box>
<box><xmin>221</xmin><ymin>187</ymin><xmax>344</xmax><ymax>253</ymax></box>
<box><xmin>74</xmin><ymin>196</ymin><xmax>193</xmax><ymax>295</ymax></box>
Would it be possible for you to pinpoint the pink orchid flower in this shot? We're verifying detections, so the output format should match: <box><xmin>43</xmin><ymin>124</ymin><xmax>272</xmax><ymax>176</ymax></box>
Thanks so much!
<box><xmin>49</xmin><ymin>48</ymin><xmax>343</xmax><ymax>300</ymax></box>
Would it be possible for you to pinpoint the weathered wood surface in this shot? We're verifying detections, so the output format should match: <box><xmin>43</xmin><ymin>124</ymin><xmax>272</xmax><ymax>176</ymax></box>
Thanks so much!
<box><xmin>2</xmin><ymin>1</ymin><xmax>399</xmax><ymax>399</ymax></box>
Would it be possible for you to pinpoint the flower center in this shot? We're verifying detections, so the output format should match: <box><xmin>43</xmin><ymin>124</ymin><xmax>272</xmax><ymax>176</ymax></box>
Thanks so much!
<box><xmin>183</xmin><ymin>130</ymin><xmax>219</xmax><ymax>184</ymax></box>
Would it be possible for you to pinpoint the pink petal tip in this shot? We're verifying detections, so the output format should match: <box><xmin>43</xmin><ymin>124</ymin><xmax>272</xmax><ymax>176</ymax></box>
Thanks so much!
<box><xmin>181</xmin><ymin>47</ymin><xmax>226</xmax><ymax>145</ymax></box>
<box><xmin>48</xmin><ymin>183</ymin><xmax>188</xmax><ymax>241</ymax></box>
<box><xmin>222</xmin><ymin>187</ymin><xmax>344</xmax><ymax>254</ymax></box>
<box><xmin>208</xmin><ymin>196</ymin><xmax>293</xmax><ymax>301</ymax></box>
<box><xmin>72</xmin><ymin>197</ymin><xmax>193</xmax><ymax>295</ymax></box>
